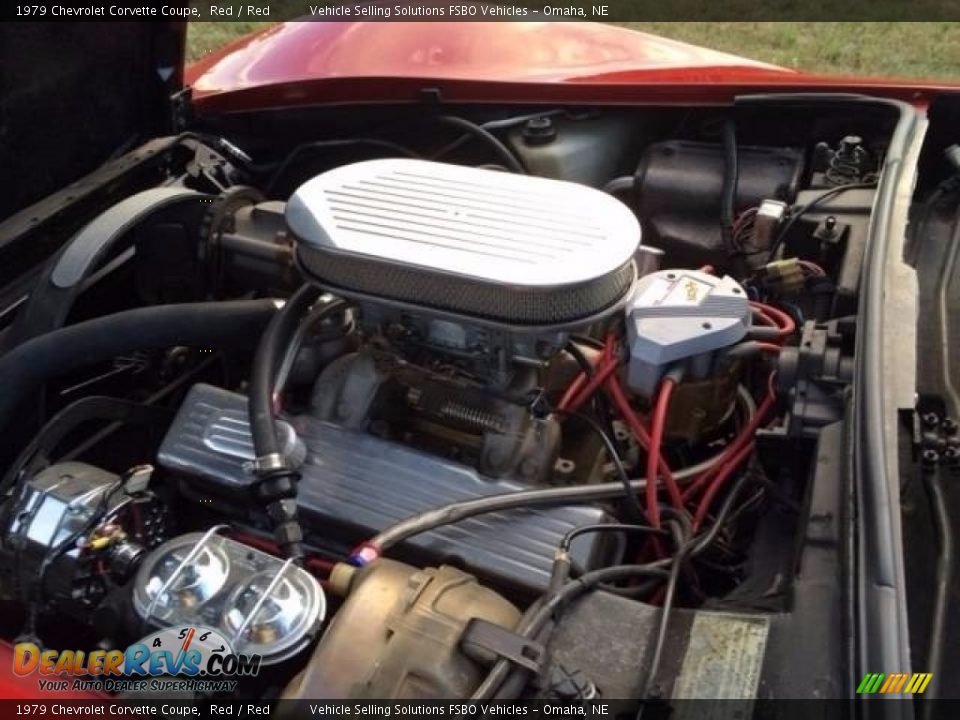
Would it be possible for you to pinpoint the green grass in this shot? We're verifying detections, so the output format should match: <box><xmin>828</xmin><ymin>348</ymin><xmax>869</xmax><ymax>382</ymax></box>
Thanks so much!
<box><xmin>187</xmin><ymin>22</ymin><xmax>274</xmax><ymax>61</ymax></box>
<box><xmin>622</xmin><ymin>23</ymin><xmax>959</xmax><ymax>80</ymax></box>
<box><xmin>187</xmin><ymin>22</ymin><xmax>959</xmax><ymax>81</ymax></box>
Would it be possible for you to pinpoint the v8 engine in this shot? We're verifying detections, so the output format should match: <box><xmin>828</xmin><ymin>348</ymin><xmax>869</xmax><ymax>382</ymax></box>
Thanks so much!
<box><xmin>0</xmin><ymin>99</ymin><xmax>895</xmax><ymax>702</ymax></box>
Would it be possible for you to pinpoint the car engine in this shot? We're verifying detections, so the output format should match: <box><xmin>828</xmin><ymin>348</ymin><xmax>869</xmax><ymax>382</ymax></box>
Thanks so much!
<box><xmin>0</xmin><ymin>102</ymin><xmax>901</xmax><ymax>701</ymax></box>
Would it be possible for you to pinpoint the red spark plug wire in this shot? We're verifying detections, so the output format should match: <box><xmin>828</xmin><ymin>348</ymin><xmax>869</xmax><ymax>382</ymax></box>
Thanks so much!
<box><xmin>750</xmin><ymin>301</ymin><xmax>796</xmax><ymax>340</ymax></box>
<box><xmin>688</xmin><ymin>372</ymin><xmax>778</xmax><ymax>530</ymax></box>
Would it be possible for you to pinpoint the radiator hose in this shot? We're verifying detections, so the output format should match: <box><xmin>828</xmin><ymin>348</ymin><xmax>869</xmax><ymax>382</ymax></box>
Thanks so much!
<box><xmin>0</xmin><ymin>299</ymin><xmax>282</xmax><ymax>442</ymax></box>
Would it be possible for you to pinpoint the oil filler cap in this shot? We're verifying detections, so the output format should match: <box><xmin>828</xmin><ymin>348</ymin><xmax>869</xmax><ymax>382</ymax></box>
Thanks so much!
<box><xmin>625</xmin><ymin>269</ymin><xmax>750</xmax><ymax>396</ymax></box>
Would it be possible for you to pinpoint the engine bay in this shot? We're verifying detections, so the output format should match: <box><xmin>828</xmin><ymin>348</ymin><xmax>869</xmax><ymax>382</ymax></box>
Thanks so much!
<box><xmin>0</xmin><ymin>96</ymin><xmax>913</xmax><ymax>701</ymax></box>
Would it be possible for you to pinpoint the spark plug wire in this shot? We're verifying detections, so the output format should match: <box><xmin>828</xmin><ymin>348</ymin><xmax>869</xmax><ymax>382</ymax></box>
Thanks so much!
<box><xmin>560</xmin><ymin>355</ymin><xmax>621</xmax><ymax>414</ymax></box>
<box><xmin>687</xmin><ymin>372</ymin><xmax>778</xmax><ymax>529</ymax></box>
<box><xmin>645</xmin><ymin>376</ymin><xmax>683</xmax><ymax>527</ymax></box>
<box><xmin>750</xmin><ymin>301</ymin><xmax>796</xmax><ymax>340</ymax></box>
<box><xmin>606</xmin><ymin>374</ymin><xmax>683</xmax><ymax>514</ymax></box>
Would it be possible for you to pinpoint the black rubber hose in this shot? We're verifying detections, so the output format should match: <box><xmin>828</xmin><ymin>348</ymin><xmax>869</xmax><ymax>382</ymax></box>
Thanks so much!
<box><xmin>366</xmin><ymin>475</ymin><xmax>648</xmax><ymax>554</ymax></box>
<box><xmin>1</xmin><ymin>187</ymin><xmax>208</xmax><ymax>351</ymax></box>
<box><xmin>364</xmin><ymin>390</ymin><xmax>757</xmax><ymax>555</ymax></box>
<box><xmin>0</xmin><ymin>299</ymin><xmax>281</xmax><ymax>438</ymax></box>
<box><xmin>472</xmin><ymin>471</ymin><xmax>755</xmax><ymax>701</ymax></box>
<box><xmin>923</xmin><ymin>465</ymin><xmax>953</xmax><ymax>701</ymax></box>
<box><xmin>642</xmin><ymin>520</ymin><xmax>691</xmax><ymax>699</ymax></box>
<box><xmin>248</xmin><ymin>285</ymin><xmax>340</xmax><ymax>562</ymax></box>
<box><xmin>263</xmin><ymin>139</ymin><xmax>421</xmax><ymax>196</ymax></box>
<box><xmin>471</xmin><ymin>563</ymin><xmax>671</xmax><ymax>701</ymax></box>
<box><xmin>435</xmin><ymin>116</ymin><xmax>526</xmax><ymax>174</ymax></box>
<box><xmin>560</xmin><ymin>523</ymin><xmax>667</xmax><ymax>553</ymax></box>
<box><xmin>561</xmin><ymin>409</ymin><xmax>649</xmax><ymax>525</ymax></box>
<box><xmin>365</xmin><ymin>460</ymin><xmax>716</xmax><ymax>553</ymax></box>
<box><xmin>602</xmin><ymin>176</ymin><xmax>635</xmax><ymax>195</ymax></box>
<box><xmin>549</xmin><ymin>522</ymin><xmax>667</xmax><ymax>592</ymax></box>
<box><xmin>564</xmin><ymin>341</ymin><xmax>595</xmax><ymax>378</ymax></box>
<box><xmin>767</xmin><ymin>182</ymin><xmax>876</xmax><ymax>261</ymax></box>
<box><xmin>248</xmin><ymin>284</ymin><xmax>322</xmax><ymax>460</ymax></box>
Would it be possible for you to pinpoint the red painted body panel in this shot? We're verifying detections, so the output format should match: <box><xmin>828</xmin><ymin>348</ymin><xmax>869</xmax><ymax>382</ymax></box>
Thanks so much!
<box><xmin>186</xmin><ymin>21</ymin><xmax>786</xmax><ymax>91</ymax></box>
<box><xmin>185</xmin><ymin>21</ymin><xmax>954</xmax><ymax>114</ymax></box>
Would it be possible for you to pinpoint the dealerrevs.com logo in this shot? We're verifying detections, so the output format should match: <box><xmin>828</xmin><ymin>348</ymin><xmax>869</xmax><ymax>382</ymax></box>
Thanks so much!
<box><xmin>13</xmin><ymin>626</ymin><xmax>260</xmax><ymax>693</ymax></box>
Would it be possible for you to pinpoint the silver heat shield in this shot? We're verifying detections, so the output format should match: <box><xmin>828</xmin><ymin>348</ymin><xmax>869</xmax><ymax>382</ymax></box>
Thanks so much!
<box><xmin>287</xmin><ymin>159</ymin><xmax>641</xmax><ymax>326</ymax></box>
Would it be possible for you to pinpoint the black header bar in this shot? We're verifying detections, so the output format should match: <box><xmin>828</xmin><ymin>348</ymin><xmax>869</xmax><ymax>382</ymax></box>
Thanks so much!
<box><xmin>2</xmin><ymin>0</ymin><xmax>959</xmax><ymax>22</ymax></box>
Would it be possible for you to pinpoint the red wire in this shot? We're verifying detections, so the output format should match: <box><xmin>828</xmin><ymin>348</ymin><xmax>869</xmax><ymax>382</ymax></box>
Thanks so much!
<box><xmin>606</xmin><ymin>373</ymin><xmax>683</xmax><ymax>515</ymax></box>
<box><xmin>557</xmin><ymin>341</ymin><xmax>607</xmax><ymax>413</ymax></box>
<box><xmin>558</xmin><ymin>371</ymin><xmax>589</xmax><ymax>412</ymax></box>
<box><xmin>605</xmin><ymin>373</ymin><xmax>648</xmax><ymax>447</ymax></box>
<box><xmin>682</xmin><ymin>372</ymin><xmax>778</xmax><ymax>502</ymax></box>
<box><xmin>751</xmin><ymin>307</ymin><xmax>777</xmax><ymax>327</ymax></box>
<box><xmin>564</xmin><ymin>355</ymin><xmax>620</xmax><ymax>414</ymax></box>
<box><xmin>604</xmin><ymin>374</ymin><xmax>669</xmax><ymax>477</ymax></box>
<box><xmin>646</xmin><ymin>378</ymin><xmax>683</xmax><ymax>526</ymax></box>
<box><xmin>691</xmin><ymin>441</ymin><xmax>755</xmax><ymax>532</ymax></box>
<box><xmin>750</xmin><ymin>301</ymin><xmax>796</xmax><ymax>339</ymax></box>
<box><xmin>558</xmin><ymin>334</ymin><xmax>685</xmax><ymax>523</ymax></box>
<box><xmin>560</xmin><ymin>333</ymin><xmax>616</xmax><ymax>418</ymax></box>
<box><xmin>686</xmin><ymin>372</ymin><xmax>778</xmax><ymax>528</ymax></box>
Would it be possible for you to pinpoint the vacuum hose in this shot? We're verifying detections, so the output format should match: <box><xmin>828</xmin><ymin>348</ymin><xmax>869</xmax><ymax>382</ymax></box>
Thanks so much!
<box><xmin>247</xmin><ymin>285</ymin><xmax>329</xmax><ymax>562</ymax></box>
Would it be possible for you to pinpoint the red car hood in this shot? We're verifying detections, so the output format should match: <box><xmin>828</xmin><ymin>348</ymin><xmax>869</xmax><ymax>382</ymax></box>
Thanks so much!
<box><xmin>187</xmin><ymin>21</ymin><xmax>787</xmax><ymax>88</ymax></box>
<box><xmin>186</xmin><ymin>21</ymin><xmax>951</xmax><ymax>113</ymax></box>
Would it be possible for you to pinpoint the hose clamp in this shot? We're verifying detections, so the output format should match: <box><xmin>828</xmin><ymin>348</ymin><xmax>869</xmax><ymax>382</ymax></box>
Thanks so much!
<box><xmin>245</xmin><ymin>453</ymin><xmax>287</xmax><ymax>475</ymax></box>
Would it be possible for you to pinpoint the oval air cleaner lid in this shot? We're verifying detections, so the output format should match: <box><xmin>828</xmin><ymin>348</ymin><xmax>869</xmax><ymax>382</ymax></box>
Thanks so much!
<box><xmin>287</xmin><ymin>159</ymin><xmax>641</xmax><ymax>326</ymax></box>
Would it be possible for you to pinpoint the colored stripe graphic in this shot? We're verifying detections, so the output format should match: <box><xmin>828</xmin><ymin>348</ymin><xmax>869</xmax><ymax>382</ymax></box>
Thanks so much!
<box><xmin>857</xmin><ymin>672</ymin><xmax>933</xmax><ymax>695</ymax></box>
<box><xmin>879</xmin><ymin>673</ymin><xmax>906</xmax><ymax>693</ymax></box>
<box><xmin>905</xmin><ymin>673</ymin><xmax>933</xmax><ymax>694</ymax></box>
<box><xmin>857</xmin><ymin>673</ymin><xmax>885</xmax><ymax>694</ymax></box>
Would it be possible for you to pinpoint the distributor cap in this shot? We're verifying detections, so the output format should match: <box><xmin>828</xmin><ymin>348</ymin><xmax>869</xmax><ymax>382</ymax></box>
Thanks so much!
<box><xmin>625</xmin><ymin>269</ymin><xmax>750</xmax><ymax>395</ymax></box>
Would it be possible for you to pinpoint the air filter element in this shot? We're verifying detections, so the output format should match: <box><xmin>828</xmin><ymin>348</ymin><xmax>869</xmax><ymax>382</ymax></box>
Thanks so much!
<box><xmin>287</xmin><ymin>159</ymin><xmax>640</xmax><ymax>326</ymax></box>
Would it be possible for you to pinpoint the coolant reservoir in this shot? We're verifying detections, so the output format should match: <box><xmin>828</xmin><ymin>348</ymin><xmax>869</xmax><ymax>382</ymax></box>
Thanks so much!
<box><xmin>507</xmin><ymin>113</ymin><xmax>638</xmax><ymax>187</ymax></box>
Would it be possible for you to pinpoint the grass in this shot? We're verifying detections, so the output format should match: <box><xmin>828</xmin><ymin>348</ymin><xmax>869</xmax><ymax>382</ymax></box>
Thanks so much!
<box><xmin>187</xmin><ymin>22</ymin><xmax>274</xmax><ymax>61</ymax></box>
<box><xmin>623</xmin><ymin>23</ymin><xmax>959</xmax><ymax>80</ymax></box>
<box><xmin>187</xmin><ymin>21</ymin><xmax>959</xmax><ymax>81</ymax></box>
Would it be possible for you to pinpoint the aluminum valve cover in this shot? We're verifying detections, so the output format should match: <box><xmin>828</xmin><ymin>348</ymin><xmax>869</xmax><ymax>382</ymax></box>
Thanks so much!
<box><xmin>157</xmin><ymin>384</ymin><xmax>611</xmax><ymax>594</ymax></box>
